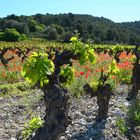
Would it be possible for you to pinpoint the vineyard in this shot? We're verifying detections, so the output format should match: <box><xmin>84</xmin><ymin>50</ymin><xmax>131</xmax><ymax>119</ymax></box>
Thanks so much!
<box><xmin>0</xmin><ymin>38</ymin><xmax>140</xmax><ymax>140</ymax></box>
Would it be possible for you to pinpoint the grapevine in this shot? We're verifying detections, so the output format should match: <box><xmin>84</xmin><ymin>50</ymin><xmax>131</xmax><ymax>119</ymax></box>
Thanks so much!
<box><xmin>21</xmin><ymin>52</ymin><xmax>54</xmax><ymax>87</ymax></box>
<box><xmin>70</xmin><ymin>37</ymin><xmax>97</xmax><ymax>65</ymax></box>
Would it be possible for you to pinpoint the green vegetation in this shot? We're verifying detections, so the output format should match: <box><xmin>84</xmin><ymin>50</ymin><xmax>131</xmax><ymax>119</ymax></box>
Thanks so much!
<box><xmin>21</xmin><ymin>117</ymin><xmax>44</xmax><ymax>140</ymax></box>
<box><xmin>70</xmin><ymin>37</ymin><xmax>96</xmax><ymax>65</ymax></box>
<box><xmin>60</xmin><ymin>64</ymin><xmax>75</xmax><ymax>86</ymax></box>
<box><xmin>21</xmin><ymin>52</ymin><xmax>54</xmax><ymax>87</ymax></box>
<box><xmin>0</xmin><ymin>28</ymin><xmax>27</xmax><ymax>41</ymax></box>
<box><xmin>116</xmin><ymin>117</ymin><xmax>128</xmax><ymax>134</ymax></box>
<box><xmin>0</xmin><ymin>82</ymin><xmax>31</xmax><ymax>96</ymax></box>
<box><xmin>0</xmin><ymin>36</ymin><xmax>139</xmax><ymax>139</ymax></box>
<box><xmin>0</xmin><ymin>13</ymin><xmax>140</xmax><ymax>44</ymax></box>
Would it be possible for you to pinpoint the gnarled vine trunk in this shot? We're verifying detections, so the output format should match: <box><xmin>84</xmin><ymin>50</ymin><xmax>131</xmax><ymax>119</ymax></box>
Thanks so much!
<box><xmin>31</xmin><ymin>50</ymin><xmax>78</xmax><ymax>140</ymax></box>
<box><xmin>127</xmin><ymin>45</ymin><xmax>140</xmax><ymax>101</ymax></box>
<box><xmin>83</xmin><ymin>83</ymin><xmax>112</xmax><ymax>121</ymax></box>
<box><xmin>96</xmin><ymin>84</ymin><xmax>112</xmax><ymax>121</ymax></box>
<box><xmin>32</xmin><ymin>84</ymin><xmax>71</xmax><ymax>140</ymax></box>
<box><xmin>127</xmin><ymin>64</ymin><xmax>140</xmax><ymax>100</ymax></box>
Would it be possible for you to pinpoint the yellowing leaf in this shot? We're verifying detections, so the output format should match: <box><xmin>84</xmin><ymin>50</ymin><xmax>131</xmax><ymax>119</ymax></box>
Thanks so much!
<box><xmin>70</xmin><ymin>36</ymin><xmax>77</xmax><ymax>42</ymax></box>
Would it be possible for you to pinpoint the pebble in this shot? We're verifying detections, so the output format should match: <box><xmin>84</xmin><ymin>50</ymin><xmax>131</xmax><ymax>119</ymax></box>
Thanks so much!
<box><xmin>0</xmin><ymin>97</ymin><xmax>4</xmax><ymax>101</ymax></box>
<box><xmin>0</xmin><ymin>85</ymin><xmax>138</xmax><ymax>140</ymax></box>
<box><xmin>60</xmin><ymin>85</ymin><xmax>132</xmax><ymax>140</ymax></box>
<box><xmin>10</xmin><ymin>137</ymin><xmax>16</xmax><ymax>140</ymax></box>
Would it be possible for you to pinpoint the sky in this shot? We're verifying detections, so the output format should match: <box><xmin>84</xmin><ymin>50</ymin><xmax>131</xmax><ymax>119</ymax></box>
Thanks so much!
<box><xmin>0</xmin><ymin>0</ymin><xmax>140</xmax><ymax>23</ymax></box>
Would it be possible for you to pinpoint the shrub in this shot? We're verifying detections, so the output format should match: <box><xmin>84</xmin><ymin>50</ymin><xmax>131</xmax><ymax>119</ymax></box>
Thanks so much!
<box><xmin>3</xmin><ymin>19</ymin><xmax>29</xmax><ymax>35</ymax></box>
<box><xmin>0</xmin><ymin>28</ymin><xmax>27</xmax><ymax>41</ymax></box>
<box><xmin>44</xmin><ymin>26</ymin><xmax>58</xmax><ymax>40</ymax></box>
<box><xmin>35</xmin><ymin>24</ymin><xmax>46</xmax><ymax>32</ymax></box>
<box><xmin>4</xmin><ymin>28</ymin><xmax>21</xmax><ymax>41</ymax></box>
<box><xmin>20</xmin><ymin>33</ymin><xmax>27</xmax><ymax>41</ymax></box>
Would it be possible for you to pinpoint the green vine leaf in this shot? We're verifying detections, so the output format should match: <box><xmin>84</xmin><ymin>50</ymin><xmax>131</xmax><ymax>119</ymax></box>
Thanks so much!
<box><xmin>21</xmin><ymin>52</ymin><xmax>54</xmax><ymax>87</ymax></box>
<box><xmin>108</xmin><ymin>60</ymin><xmax>120</xmax><ymax>75</ymax></box>
<box><xmin>60</xmin><ymin>64</ymin><xmax>75</xmax><ymax>86</ymax></box>
<box><xmin>70</xmin><ymin>37</ymin><xmax>96</xmax><ymax>65</ymax></box>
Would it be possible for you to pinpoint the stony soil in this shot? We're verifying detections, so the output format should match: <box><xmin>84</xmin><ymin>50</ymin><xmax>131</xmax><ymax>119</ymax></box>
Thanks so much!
<box><xmin>0</xmin><ymin>84</ymin><xmax>139</xmax><ymax>140</ymax></box>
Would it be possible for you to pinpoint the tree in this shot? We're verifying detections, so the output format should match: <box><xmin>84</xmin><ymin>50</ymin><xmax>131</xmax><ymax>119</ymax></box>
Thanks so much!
<box><xmin>6</xmin><ymin>14</ymin><xmax>20</xmax><ymax>21</ymax></box>
<box><xmin>4</xmin><ymin>28</ymin><xmax>21</xmax><ymax>41</ymax></box>
<box><xmin>35</xmin><ymin>24</ymin><xmax>46</xmax><ymax>32</ymax></box>
<box><xmin>50</xmin><ymin>24</ymin><xmax>64</xmax><ymax>34</ymax></box>
<box><xmin>0</xmin><ymin>28</ymin><xmax>27</xmax><ymax>42</ymax></box>
<box><xmin>28</xmin><ymin>18</ymin><xmax>38</xmax><ymax>32</ymax></box>
<box><xmin>1</xmin><ymin>13</ymin><xmax>140</xmax><ymax>44</ymax></box>
<box><xmin>44</xmin><ymin>26</ymin><xmax>58</xmax><ymax>40</ymax></box>
<box><xmin>3</xmin><ymin>20</ymin><xmax>29</xmax><ymax>35</ymax></box>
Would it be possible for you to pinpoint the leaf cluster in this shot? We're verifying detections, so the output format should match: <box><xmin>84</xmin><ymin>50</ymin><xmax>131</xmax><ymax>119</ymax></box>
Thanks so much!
<box><xmin>21</xmin><ymin>52</ymin><xmax>54</xmax><ymax>87</ymax></box>
<box><xmin>108</xmin><ymin>60</ymin><xmax>120</xmax><ymax>75</ymax></box>
<box><xmin>70</xmin><ymin>37</ymin><xmax>96</xmax><ymax>65</ymax></box>
<box><xmin>60</xmin><ymin>64</ymin><xmax>75</xmax><ymax>86</ymax></box>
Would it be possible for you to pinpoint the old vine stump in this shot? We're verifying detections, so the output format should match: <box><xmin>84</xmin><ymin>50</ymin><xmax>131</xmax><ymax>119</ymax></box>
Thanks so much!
<box><xmin>96</xmin><ymin>84</ymin><xmax>112</xmax><ymax>121</ymax></box>
<box><xmin>127</xmin><ymin>63</ymin><xmax>140</xmax><ymax>100</ymax></box>
<box><xmin>83</xmin><ymin>83</ymin><xmax>112</xmax><ymax>122</ymax></box>
<box><xmin>32</xmin><ymin>84</ymin><xmax>71</xmax><ymax>140</ymax></box>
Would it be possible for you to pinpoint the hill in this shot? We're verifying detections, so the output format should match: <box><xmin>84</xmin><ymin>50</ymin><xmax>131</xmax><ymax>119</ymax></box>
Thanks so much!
<box><xmin>0</xmin><ymin>13</ymin><xmax>140</xmax><ymax>45</ymax></box>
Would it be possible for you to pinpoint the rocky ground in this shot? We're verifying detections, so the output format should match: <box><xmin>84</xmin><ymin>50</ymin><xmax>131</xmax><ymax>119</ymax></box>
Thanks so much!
<box><xmin>0</xmin><ymin>84</ymin><xmax>139</xmax><ymax>140</ymax></box>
